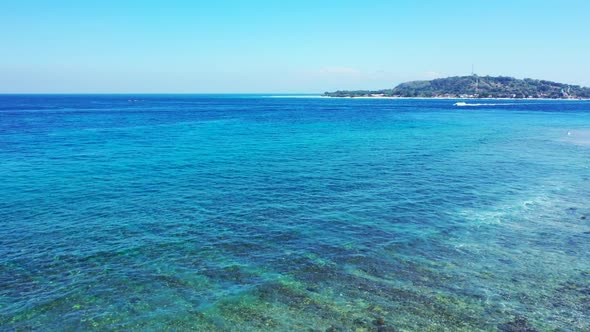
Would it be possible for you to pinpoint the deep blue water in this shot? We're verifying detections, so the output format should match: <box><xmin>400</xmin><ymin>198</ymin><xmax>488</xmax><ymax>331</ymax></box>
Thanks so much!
<box><xmin>1</xmin><ymin>95</ymin><xmax>590</xmax><ymax>331</ymax></box>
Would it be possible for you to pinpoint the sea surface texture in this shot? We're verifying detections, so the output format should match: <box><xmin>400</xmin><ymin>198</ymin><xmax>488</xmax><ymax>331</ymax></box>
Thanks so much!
<box><xmin>1</xmin><ymin>95</ymin><xmax>590</xmax><ymax>331</ymax></box>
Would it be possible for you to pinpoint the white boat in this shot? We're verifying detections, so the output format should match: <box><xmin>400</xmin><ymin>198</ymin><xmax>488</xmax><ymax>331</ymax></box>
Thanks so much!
<box><xmin>454</xmin><ymin>102</ymin><xmax>468</xmax><ymax>107</ymax></box>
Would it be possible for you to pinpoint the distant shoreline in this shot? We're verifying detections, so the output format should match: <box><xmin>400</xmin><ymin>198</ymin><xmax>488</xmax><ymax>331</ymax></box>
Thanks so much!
<box><xmin>320</xmin><ymin>96</ymin><xmax>590</xmax><ymax>101</ymax></box>
<box><xmin>323</xmin><ymin>75</ymin><xmax>590</xmax><ymax>100</ymax></box>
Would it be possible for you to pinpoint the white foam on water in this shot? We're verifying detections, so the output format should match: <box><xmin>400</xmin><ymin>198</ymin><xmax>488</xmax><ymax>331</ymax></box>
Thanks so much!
<box><xmin>563</xmin><ymin>129</ymin><xmax>590</xmax><ymax>147</ymax></box>
<box><xmin>454</xmin><ymin>102</ymin><xmax>517</xmax><ymax>107</ymax></box>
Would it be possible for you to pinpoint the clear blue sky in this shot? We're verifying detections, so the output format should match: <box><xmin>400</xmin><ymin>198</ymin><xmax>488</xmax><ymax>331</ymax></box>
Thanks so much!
<box><xmin>1</xmin><ymin>0</ymin><xmax>589</xmax><ymax>93</ymax></box>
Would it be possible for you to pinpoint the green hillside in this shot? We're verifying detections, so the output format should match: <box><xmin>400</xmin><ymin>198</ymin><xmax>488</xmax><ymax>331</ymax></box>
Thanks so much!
<box><xmin>324</xmin><ymin>76</ymin><xmax>590</xmax><ymax>99</ymax></box>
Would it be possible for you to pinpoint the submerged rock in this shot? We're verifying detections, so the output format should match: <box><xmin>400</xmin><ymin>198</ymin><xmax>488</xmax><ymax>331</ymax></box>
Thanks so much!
<box><xmin>376</xmin><ymin>326</ymin><xmax>396</xmax><ymax>332</ymax></box>
<box><xmin>371</xmin><ymin>317</ymin><xmax>397</xmax><ymax>332</ymax></box>
<box><xmin>498</xmin><ymin>317</ymin><xmax>538</xmax><ymax>332</ymax></box>
<box><xmin>352</xmin><ymin>317</ymin><xmax>369</xmax><ymax>328</ymax></box>
<box><xmin>373</xmin><ymin>317</ymin><xmax>385</xmax><ymax>326</ymax></box>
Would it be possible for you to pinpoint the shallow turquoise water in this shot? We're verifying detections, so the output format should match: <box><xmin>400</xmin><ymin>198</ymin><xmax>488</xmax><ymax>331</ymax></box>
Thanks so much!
<box><xmin>1</xmin><ymin>96</ymin><xmax>590</xmax><ymax>331</ymax></box>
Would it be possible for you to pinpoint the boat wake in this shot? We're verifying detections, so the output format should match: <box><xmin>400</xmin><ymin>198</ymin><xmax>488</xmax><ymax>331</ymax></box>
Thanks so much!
<box><xmin>454</xmin><ymin>102</ymin><xmax>504</xmax><ymax>107</ymax></box>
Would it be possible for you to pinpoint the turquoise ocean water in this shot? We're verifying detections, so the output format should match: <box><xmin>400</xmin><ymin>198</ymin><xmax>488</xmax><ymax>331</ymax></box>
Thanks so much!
<box><xmin>1</xmin><ymin>95</ymin><xmax>590</xmax><ymax>331</ymax></box>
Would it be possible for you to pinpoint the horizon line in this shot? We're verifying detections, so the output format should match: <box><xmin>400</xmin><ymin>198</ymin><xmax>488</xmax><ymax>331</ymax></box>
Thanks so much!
<box><xmin>0</xmin><ymin>92</ymin><xmax>324</xmax><ymax>95</ymax></box>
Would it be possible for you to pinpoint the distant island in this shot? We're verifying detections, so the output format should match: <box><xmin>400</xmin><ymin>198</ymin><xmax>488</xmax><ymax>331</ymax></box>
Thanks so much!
<box><xmin>323</xmin><ymin>75</ymin><xmax>590</xmax><ymax>99</ymax></box>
